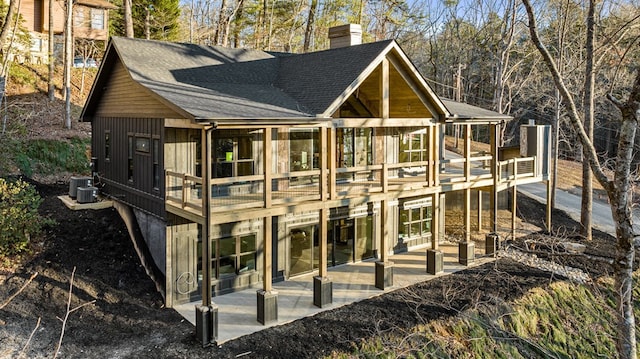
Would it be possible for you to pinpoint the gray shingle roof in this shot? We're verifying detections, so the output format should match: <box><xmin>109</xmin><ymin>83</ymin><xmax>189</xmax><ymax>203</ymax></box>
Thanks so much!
<box><xmin>112</xmin><ymin>37</ymin><xmax>310</xmax><ymax>119</ymax></box>
<box><xmin>85</xmin><ymin>37</ymin><xmax>497</xmax><ymax>123</ymax></box>
<box><xmin>442</xmin><ymin>99</ymin><xmax>511</xmax><ymax>121</ymax></box>
<box><xmin>274</xmin><ymin>40</ymin><xmax>394</xmax><ymax>115</ymax></box>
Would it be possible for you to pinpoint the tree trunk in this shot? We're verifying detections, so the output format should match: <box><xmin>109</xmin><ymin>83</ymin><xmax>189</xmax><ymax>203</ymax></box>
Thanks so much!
<box><xmin>63</xmin><ymin>0</ymin><xmax>72</xmax><ymax>129</ymax></box>
<box><xmin>0</xmin><ymin>0</ymin><xmax>18</xmax><ymax>49</ymax></box>
<box><xmin>581</xmin><ymin>0</ymin><xmax>595</xmax><ymax>241</ymax></box>
<box><xmin>48</xmin><ymin>0</ymin><xmax>55</xmax><ymax>101</ymax></box>
<box><xmin>124</xmin><ymin>0</ymin><xmax>134</xmax><ymax>38</ymax></box>
<box><xmin>303</xmin><ymin>0</ymin><xmax>317</xmax><ymax>53</ymax></box>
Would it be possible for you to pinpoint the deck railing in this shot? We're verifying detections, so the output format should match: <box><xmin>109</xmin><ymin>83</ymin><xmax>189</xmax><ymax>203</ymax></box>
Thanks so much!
<box><xmin>497</xmin><ymin>156</ymin><xmax>536</xmax><ymax>182</ymax></box>
<box><xmin>166</xmin><ymin>155</ymin><xmax>538</xmax><ymax>214</ymax></box>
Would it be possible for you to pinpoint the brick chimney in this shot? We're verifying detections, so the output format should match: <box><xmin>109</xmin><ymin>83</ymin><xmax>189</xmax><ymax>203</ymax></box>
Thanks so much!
<box><xmin>328</xmin><ymin>24</ymin><xmax>362</xmax><ymax>49</ymax></box>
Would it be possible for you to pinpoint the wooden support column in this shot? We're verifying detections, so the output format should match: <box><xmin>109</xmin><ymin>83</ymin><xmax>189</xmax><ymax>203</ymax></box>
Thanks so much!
<box><xmin>314</xmin><ymin>208</ymin><xmax>332</xmax><ymax>307</ymax></box>
<box><xmin>257</xmin><ymin>215</ymin><xmax>278</xmax><ymax>324</ymax></box>
<box><xmin>464</xmin><ymin>124</ymin><xmax>471</xmax><ymax>181</ymax></box>
<box><xmin>263</xmin><ymin>128</ymin><xmax>272</xmax><ymax>208</ymax></box>
<box><xmin>477</xmin><ymin>190</ymin><xmax>482</xmax><ymax>231</ymax></box>
<box><xmin>375</xmin><ymin>200</ymin><xmax>393</xmax><ymax>289</ymax></box>
<box><xmin>464</xmin><ymin>188</ymin><xmax>471</xmax><ymax>242</ymax></box>
<box><xmin>380</xmin><ymin>59</ymin><xmax>389</xmax><ymax>119</ymax></box>
<box><xmin>512</xmin><ymin>185</ymin><xmax>517</xmax><ymax>241</ymax></box>
<box><xmin>490</xmin><ymin>124</ymin><xmax>498</xmax><ymax>233</ymax></box>
<box><xmin>320</xmin><ymin>127</ymin><xmax>328</xmax><ymax>202</ymax></box>
<box><xmin>433</xmin><ymin>124</ymin><xmax>440</xmax><ymax>186</ymax></box>
<box><xmin>427</xmin><ymin>192</ymin><xmax>443</xmax><ymax>275</ymax></box>
<box><xmin>328</xmin><ymin>128</ymin><xmax>337</xmax><ymax>200</ymax></box>
<box><xmin>196</xmin><ymin>126</ymin><xmax>217</xmax><ymax>346</ymax></box>
<box><xmin>459</xmin><ymin>187</ymin><xmax>475</xmax><ymax>265</ymax></box>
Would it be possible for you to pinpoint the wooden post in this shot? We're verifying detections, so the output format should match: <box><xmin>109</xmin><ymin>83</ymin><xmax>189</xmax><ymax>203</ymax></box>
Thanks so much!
<box><xmin>490</xmin><ymin>124</ymin><xmax>498</xmax><ymax>233</ymax></box>
<box><xmin>380</xmin><ymin>59</ymin><xmax>389</xmax><ymax>119</ymax></box>
<box><xmin>196</xmin><ymin>126</ymin><xmax>217</xmax><ymax>346</ymax></box>
<box><xmin>379</xmin><ymin>200</ymin><xmax>388</xmax><ymax>262</ymax></box>
<box><xmin>375</xmin><ymin>199</ymin><xmax>393</xmax><ymax>289</ymax></box>
<box><xmin>262</xmin><ymin>216</ymin><xmax>272</xmax><ymax>291</ymax></box>
<box><xmin>477</xmin><ymin>190</ymin><xmax>482</xmax><ymax>231</ymax></box>
<box><xmin>464</xmin><ymin>188</ymin><xmax>471</xmax><ymax>242</ymax></box>
<box><xmin>320</xmin><ymin>126</ymin><xmax>328</xmax><ymax>201</ymax></box>
<box><xmin>464</xmin><ymin>124</ymin><xmax>471</xmax><ymax>181</ymax></box>
<box><xmin>431</xmin><ymin>193</ymin><xmax>439</xmax><ymax>250</ymax></box>
<box><xmin>201</xmin><ymin>127</ymin><xmax>212</xmax><ymax>306</ymax></box>
<box><xmin>318</xmin><ymin>208</ymin><xmax>328</xmax><ymax>278</ymax></box>
<box><xmin>314</xmin><ymin>207</ymin><xmax>332</xmax><ymax>307</ymax></box>
<box><xmin>328</xmin><ymin>128</ymin><xmax>337</xmax><ymax>200</ymax></box>
<box><xmin>511</xmin><ymin>185</ymin><xmax>517</xmax><ymax>240</ymax></box>
<box><xmin>433</xmin><ymin>124</ymin><xmax>440</xmax><ymax>186</ymax></box>
<box><xmin>257</xmin><ymin>216</ymin><xmax>278</xmax><ymax>324</ymax></box>
<box><xmin>263</xmin><ymin>128</ymin><xmax>272</xmax><ymax>208</ymax></box>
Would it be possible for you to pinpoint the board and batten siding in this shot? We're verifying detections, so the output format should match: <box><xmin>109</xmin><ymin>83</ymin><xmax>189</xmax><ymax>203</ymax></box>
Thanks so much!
<box><xmin>93</xmin><ymin>116</ymin><xmax>165</xmax><ymax>218</ymax></box>
<box><xmin>95</xmin><ymin>59</ymin><xmax>183</xmax><ymax>119</ymax></box>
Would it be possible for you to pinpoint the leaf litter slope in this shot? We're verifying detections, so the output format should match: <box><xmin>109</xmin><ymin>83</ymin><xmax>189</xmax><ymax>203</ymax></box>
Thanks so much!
<box><xmin>0</xmin><ymin>182</ymin><xmax>630</xmax><ymax>358</ymax></box>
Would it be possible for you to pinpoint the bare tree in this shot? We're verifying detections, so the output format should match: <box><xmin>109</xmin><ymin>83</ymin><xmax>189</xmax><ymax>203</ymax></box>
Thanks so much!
<box><xmin>523</xmin><ymin>0</ymin><xmax>638</xmax><ymax>357</ymax></box>
<box><xmin>48</xmin><ymin>0</ymin><xmax>55</xmax><ymax>101</ymax></box>
<box><xmin>124</xmin><ymin>0</ymin><xmax>134</xmax><ymax>37</ymax></box>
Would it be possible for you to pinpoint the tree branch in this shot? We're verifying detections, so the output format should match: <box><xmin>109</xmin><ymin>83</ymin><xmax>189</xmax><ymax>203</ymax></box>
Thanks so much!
<box><xmin>522</xmin><ymin>0</ymin><xmax>613</xmax><ymax>194</ymax></box>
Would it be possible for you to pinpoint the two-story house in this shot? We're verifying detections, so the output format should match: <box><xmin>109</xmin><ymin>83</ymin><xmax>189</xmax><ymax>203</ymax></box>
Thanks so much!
<box><xmin>16</xmin><ymin>0</ymin><xmax>116</xmax><ymax>63</ymax></box>
<box><xmin>80</xmin><ymin>25</ymin><xmax>550</xmax><ymax>337</ymax></box>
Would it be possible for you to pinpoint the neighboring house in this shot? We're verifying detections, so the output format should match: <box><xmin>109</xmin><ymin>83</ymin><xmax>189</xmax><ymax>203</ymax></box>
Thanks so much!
<box><xmin>80</xmin><ymin>25</ymin><xmax>550</xmax><ymax>332</ymax></box>
<box><xmin>15</xmin><ymin>0</ymin><xmax>116</xmax><ymax>63</ymax></box>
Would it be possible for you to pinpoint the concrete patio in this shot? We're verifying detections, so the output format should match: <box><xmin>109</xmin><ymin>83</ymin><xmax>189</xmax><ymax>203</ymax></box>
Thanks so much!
<box><xmin>174</xmin><ymin>243</ymin><xmax>495</xmax><ymax>344</ymax></box>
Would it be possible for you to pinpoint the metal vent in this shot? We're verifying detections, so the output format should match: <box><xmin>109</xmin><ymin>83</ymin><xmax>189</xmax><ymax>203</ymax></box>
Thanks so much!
<box><xmin>69</xmin><ymin>176</ymin><xmax>92</xmax><ymax>198</ymax></box>
<box><xmin>76</xmin><ymin>186</ymin><xmax>98</xmax><ymax>204</ymax></box>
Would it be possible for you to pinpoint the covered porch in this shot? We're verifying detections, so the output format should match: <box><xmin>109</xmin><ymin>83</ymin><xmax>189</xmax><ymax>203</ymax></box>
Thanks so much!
<box><xmin>174</xmin><ymin>242</ymin><xmax>496</xmax><ymax>344</ymax></box>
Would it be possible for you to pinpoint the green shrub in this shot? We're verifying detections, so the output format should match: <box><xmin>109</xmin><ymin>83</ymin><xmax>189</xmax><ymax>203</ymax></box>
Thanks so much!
<box><xmin>0</xmin><ymin>178</ymin><xmax>47</xmax><ymax>257</ymax></box>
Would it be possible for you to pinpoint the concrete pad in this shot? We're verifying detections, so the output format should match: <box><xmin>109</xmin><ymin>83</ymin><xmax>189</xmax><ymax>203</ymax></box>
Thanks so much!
<box><xmin>174</xmin><ymin>243</ymin><xmax>494</xmax><ymax>344</ymax></box>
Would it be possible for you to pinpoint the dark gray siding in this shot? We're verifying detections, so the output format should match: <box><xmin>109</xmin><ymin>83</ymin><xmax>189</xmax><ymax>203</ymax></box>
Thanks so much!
<box><xmin>93</xmin><ymin>116</ymin><xmax>165</xmax><ymax>218</ymax></box>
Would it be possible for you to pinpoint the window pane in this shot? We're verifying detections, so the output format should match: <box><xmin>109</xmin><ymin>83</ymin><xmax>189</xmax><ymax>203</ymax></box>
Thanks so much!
<box><xmin>399</xmin><ymin>209</ymin><xmax>409</xmax><ymax>238</ymax></box>
<box><xmin>136</xmin><ymin>137</ymin><xmax>150</xmax><ymax>153</ymax></box>
<box><xmin>218</xmin><ymin>237</ymin><xmax>236</xmax><ymax>275</ymax></box>
<box><xmin>237</xmin><ymin>162</ymin><xmax>253</xmax><ymax>176</ymax></box>
<box><xmin>238</xmin><ymin>137</ymin><xmax>252</xmax><ymax>160</ymax></box>
<box><xmin>410</xmin><ymin>222</ymin><xmax>421</xmax><ymax>237</ymax></box>
<box><xmin>216</xmin><ymin>138</ymin><xmax>233</xmax><ymax>161</ymax></box>
<box><xmin>290</xmin><ymin>129</ymin><xmax>317</xmax><ymax>171</ymax></box>
<box><xmin>240</xmin><ymin>234</ymin><xmax>256</xmax><ymax>252</ymax></box>
<box><xmin>91</xmin><ymin>9</ymin><xmax>104</xmax><ymax>30</ymax></box>
<box><xmin>215</xmin><ymin>163</ymin><xmax>232</xmax><ymax>178</ymax></box>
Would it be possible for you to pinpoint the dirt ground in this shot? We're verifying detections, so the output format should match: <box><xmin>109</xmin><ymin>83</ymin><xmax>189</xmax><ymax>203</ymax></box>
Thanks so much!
<box><xmin>0</xmin><ymin>181</ymin><xmax>634</xmax><ymax>358</ymax></box>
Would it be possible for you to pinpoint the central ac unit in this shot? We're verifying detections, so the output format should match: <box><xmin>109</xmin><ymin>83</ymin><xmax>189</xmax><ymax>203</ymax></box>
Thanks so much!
<box><xmin>76</xmin><ymin>186</ymin><xmax>98</xmax><ymax>204</ymax></box>
<box><xmin>69</xmin><ymin>176</ymin><xmax>92</xmax><ymax>198</ymax></box>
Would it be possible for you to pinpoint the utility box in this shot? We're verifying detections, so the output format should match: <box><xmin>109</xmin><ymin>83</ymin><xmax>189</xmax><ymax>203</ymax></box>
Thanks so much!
<box><xmin>76</xmin><ymin>186</ymin><xmax>98</xmax><ymax>204</ymax></box>
<box><xmin>69</xmin><ymin>176</ymin><xmax>92</xmax><ymax>198</ymax></box>
<box><xmin>520</xmin><ymin>123</ymin><xmax>551</xmax><ymax>180</ymax></box>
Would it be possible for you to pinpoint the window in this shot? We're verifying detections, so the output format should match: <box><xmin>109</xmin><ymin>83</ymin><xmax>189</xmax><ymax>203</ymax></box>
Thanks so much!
<box><xmin>337</xmin><ymin>128</ymin><xmax>372</xmax><ymax>167</ymax></box>
<box><xmin>91</xmin><ymin>9</ymin><xmax>104</xmax><ymax>30</ymax></box>
<box><xmin>399</xmin><ymin>204</ymin><xmax>432</xmax><ymax>241</ymax></box>
<box><xmin>337</xmin><ymin>128</ymin><xmax>372</xmax><ymax>181</ymax></box>
<box><xmin>74</xmin><ymin>9</ymin><xmax>85</xmax><ymax>27</ymax></box>
<box><xmin>213</xmin><ymin>131</ymin><xmax>254</xmax><ymax>178</ymax></box>
<box><xmin>153</xmin><ymin>139</ymin><xmax>160</xmax><ymax>189</ymax></box>
<box><xmin>104</xmin><ymin>131</ymin><xmax>110</xmax><ymax>161</ymax></box>
<box><xmin>201</xmin><ymin>234</ymin><xmax>257</xmax><ymax>278</ymax></box>
<box><xmin>136</xmin><ymin>137</ymin><xmax>150</xmax><ymax>153</ymax></box>
<box><xmin>128</xmin><ymin>136</ymin><xmax>133</xmax><ymax>181</ymax></box>
<box><xmin>289</xmin><ymin>129</ymin><xmax>319</xmax><ymax>172</ymax></box>
<box><xmin>399</xmin><ymin>130</ymin><xmax>427</xmax><ymax>163</ymax></box>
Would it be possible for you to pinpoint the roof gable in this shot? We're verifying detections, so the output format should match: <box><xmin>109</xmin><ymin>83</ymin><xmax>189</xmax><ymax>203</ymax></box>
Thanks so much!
<box><xmin>82</xmin><ymin>37</ymin><xmax>452</xmax><ymax>123</ymax></box>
